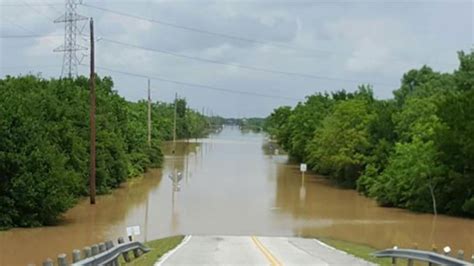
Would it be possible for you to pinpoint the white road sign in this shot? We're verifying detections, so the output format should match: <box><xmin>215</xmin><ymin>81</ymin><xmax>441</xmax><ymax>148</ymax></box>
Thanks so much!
<box><xmin>300</xmin><ymin>163</ymin><xmax>307</xmax><ymax>172</ymax></box>
<box><xmin>133</xmin><ymin>225</ymin><xmax>141</xmax><ymax>236</ymax></box>
<box><xmin>126</xmin><ymin>225</ymin><xmax>141</xmax><ymax>236</ymax></box>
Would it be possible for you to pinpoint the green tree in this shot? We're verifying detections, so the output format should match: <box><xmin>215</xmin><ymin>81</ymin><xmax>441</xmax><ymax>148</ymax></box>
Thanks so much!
<box><xmin>0</xmin><ymin>75</ymin><xmax>213</xmax><ymax>228</ymax></box>
<box><xmin>307</xmin><ymin>88</ymin><xmax>375</xmax><ymax>186</ymax></box>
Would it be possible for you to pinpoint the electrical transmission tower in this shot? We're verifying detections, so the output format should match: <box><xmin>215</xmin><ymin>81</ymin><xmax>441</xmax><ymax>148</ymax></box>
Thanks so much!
<box><xmin>54</xmin><ymin>0</ymin><xmax>88</xmax><ymax>78</ymax></box>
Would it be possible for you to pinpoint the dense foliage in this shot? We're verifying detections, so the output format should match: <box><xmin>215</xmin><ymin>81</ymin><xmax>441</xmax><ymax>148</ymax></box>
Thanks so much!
<box><xmin>0</xmin><ymin>75</ymin><xmax>210</xmax><ymax>228</ymax></box>
<box><xmin>239</xmin><ymin>118</ymin><xmax>266</xmax><ymax>132</ymax></box>
<box><xmin>265</xmin><ymin>51</ymin><xmax>474</xmax><ymax>217</ymax></box>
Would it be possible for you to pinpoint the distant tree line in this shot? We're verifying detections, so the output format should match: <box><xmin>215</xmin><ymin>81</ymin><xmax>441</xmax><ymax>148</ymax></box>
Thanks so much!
<box><xmin>0</xmin><ymin>75</ymin><xmax>210</xmax><ymax>229</ymax></box>
<box><xmin>239</xmin><ymin>118</ymin><xmax>266</xmax><ymax>132</ymax></box>
<box><xmin>216</xmin><ymin>117</ymin><xmax>266</xmax><ymax>132</ymax></box>
<box><xmin>264</xmin><ymin>51</ymin><xmax>474</xmax><ymax>217</ymax></box>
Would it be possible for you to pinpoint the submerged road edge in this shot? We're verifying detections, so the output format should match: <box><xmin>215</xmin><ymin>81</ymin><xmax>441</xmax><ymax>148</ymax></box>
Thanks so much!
<box><xmin>154</xmin><ymin>235</ymin><xmax>193</xmax><ymax>266</ymax></box>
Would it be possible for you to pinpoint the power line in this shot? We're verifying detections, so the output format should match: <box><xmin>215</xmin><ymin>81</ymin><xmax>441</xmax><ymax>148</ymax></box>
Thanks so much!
<box><xmin>0</xmin><ymin>34</ymin><xmax>63</xmax><ymax>38</ymax></box>
<box><xmin>81</xmin><ymin>3</ymin><xmax>458</xmax><ymax>68</ymax></box>
<box><xmin>2</xmin><ymin>17</ymin><xmax>39</xmax><ymax>36</ymax></box>
<box><xmin>2</xmin><ymin>0</ymin><xmax>465</xmax><ymax>6</ymax></box>
<box><xmin>0</xmin><ymin>2</ymin><xmax>64</xmax><ymax>6</ymax></box>
<box><xmin>4</xmin><ymin>2</ymin><xmax>458</xmax><ymax>70</ymax></box>
<box><xmin>21</xmin><ymin>0</ymin><xmax>58</xmax><ymax>22</ymax></box>
<box><xmin>100</xmin><ymin>38</ymin><xmax>394</xmax><ymax>86</ymax></box>
<box><xmin>81</xmin><ymin>3</ymin><xmax>328</xmax><ymax>55</ymax></box>
<box><xmin>0</xmin><ymin>64</ymin><xmax>60</xmax><ymax>69</ymax></box>
<box><xmin>81</xmin><ymin>64</ymin><xmax>301</xmax><ymax>101</ymax></box>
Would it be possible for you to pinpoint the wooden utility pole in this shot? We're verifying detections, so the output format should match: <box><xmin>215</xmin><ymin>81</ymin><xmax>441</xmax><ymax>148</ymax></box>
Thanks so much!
<box><xmin>172</xmin><ymin>93</ymin><xmax>177</xmax><ymax>154</ymax></box>
<box><xmin>147</xmin><ymin>78</ymin><xmax>151</xmax><ymax>148</ymax></box>
<box><xmin>89</xmin><ymin>18</ymin><xmax>96</xmax><ymax>205</ymax></box>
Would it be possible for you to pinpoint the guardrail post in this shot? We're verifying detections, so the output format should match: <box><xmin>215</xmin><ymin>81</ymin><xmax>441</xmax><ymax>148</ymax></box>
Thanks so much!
<box><xmin>375</xmin><ymin>248</ymin><xmax>470</xmax><ymax>266</ymax></box>
<box><xmin>391</xmin><ymin>246</ymin><xmax>397</xmax><ymax>265</ymax></box>
<box><xmin>105</xmin><ymin>240</ymin><xmax>118</xmax><ymax>266</ymax></box>
<box><xmin>83</xmin><ymin>246</ymin><xmax>92</xmax><ymax>258</ymax></box>
<box><xmin>443</xmin><ymin>246</ymin><xmax>451</xmax><ymax>256</ymax></box>
<box><xmin>57</xmin><ymin>253</ymin><xmax>67</xmax><ymax>266</ymax></box>
<box><xmin>99</xmin><ymin>242</ymin><xmax>107</xmax><ymax>253</ymax></box>
<box><xmin>129</xmin><ymin>233</ymin><xmax>142</xmax><ymax>258</ymax></box>
<box><xmin>91</xmin><ymin>244</ymin><xmax>99</xmax><ymax>256</ymax></box>
<box><xmin>105</xmin><ymin>240</ymin><xmax>114</xmax><ymax>250</ymax></box>
<box><xmin>118</xmin><ymin>237</ymin><xmax>131</xmax><ymax>262</ymax></box>
<box><xmin>406</xmin><ymin>244</ymin><xmax>417</xmax><ymax>266</ymax></box>
<box><xmin>72</xmin><ymin>249</ymin><xmax>81</xmax><ymax>263</ymax></box>
<box><xmin>133</xmin><ymin>247</ymin><xmax>141</xmax><ymax>259</ymax></box>
<box><xmin>428</xmin><ymin>245</ymin><xmax>438</xmax><ymax>266</ymax></box>
<box><xmin>42</xmin><ymin>258</ymin><xmax>53</xmax><ymax>266</ymax></box>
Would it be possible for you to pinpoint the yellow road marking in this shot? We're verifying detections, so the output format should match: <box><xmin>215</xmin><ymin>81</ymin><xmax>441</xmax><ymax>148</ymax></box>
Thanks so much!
<box><xmin>251</xmin><ymin>236</ymin><xmax>283</xmax><ymax>266</ymax></box>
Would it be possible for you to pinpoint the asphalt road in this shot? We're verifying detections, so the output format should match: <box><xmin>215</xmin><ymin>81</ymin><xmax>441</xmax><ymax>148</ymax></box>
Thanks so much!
<box><xmin>155</xmin><ymin>235</ymin><xmax>375</xmax><ymax>265</ymax></box>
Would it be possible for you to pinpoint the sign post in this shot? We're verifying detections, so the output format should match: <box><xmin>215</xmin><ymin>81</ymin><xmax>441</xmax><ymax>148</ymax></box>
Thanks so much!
<box><xmin>300</xmin><ymin>163</ymin><xmax>307</xmax><ymax>183</ymax></box>
<box><xmin>299</xmin><ymin>163</ymin><xmax>307</xmax><ymax>201</ymax></box>
<box><xmin>126</xmin><ymin>225</ymin><xmax>141</xmax><ymax>242</ymax></box>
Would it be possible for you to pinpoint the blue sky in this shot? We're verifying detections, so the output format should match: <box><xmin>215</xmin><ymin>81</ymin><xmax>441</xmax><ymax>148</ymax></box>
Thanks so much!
<box><xmin>1</xmin><ymin>0</ymin><xmax>473</xmax><ymax>117</ymax></box>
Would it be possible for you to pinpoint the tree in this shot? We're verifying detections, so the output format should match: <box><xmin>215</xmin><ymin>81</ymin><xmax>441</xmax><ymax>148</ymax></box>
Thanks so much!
<box><xmin>0</xmin><ymin>75</ymin><xmax>213</xmax><ymax>228</ymax></box>
<box><xmin>369</xmin><ymin>137</ymin><xmax>443</xmax><ymax>213</ymax></box>
<box><xmin>263</xmin><ymin>50</ymin><xmax>474</xmax><ymax>217</ymax></box>
<box><xmin>264</xmin><ymin>106</ymin><xmax>292</xmax><ymax>150</ymax></box>
<box><xmin>307</xmin><ymin>91</ymin><xmax>374</xmax><ymax>187</ymax></box>
<box><xmin>286</xmin><ymin>93</ymin><xmax>333</xmax><ymax>161</ymax></box>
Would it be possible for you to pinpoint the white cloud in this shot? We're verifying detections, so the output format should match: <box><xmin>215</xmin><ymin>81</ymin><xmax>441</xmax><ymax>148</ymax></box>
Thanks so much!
<box><xmin>1</xmin><ymin>0</ymin><xmax>472</xmax><ymax>116</ymax></box>
<box><xmin>26</xmin><ymin>30</ymin><xmax>63</xmax><ymax>57</ymax></box>
<box><xmin>323</xmin><ymin>17</ymin><xmax>410</xmax><ymax>74</ymax></box>
<box><xmin>345</xmin><ymin>37</ymin><xmax>390</xmax><ymax>72</ymax></box>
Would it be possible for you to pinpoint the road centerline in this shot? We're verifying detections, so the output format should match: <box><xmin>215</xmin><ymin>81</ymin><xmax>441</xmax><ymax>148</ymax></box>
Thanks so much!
<box><xmin>251</xmin><ymin>236</ymin><xmax>283</xmax><ymax>266</ymax></box>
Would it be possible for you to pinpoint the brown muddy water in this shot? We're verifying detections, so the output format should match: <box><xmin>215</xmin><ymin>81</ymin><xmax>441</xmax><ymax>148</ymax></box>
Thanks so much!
<box><xmin>1</xmin><ymin>126</ymin><xmax>473</xmax><ymax>265</ymax></box>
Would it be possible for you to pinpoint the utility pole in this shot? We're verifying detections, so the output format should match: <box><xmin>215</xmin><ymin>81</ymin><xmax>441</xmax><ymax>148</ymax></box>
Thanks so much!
<box><xmin>147</xmin><ymin>79</ymin><xmax>151</xmax><ymax>148</ymax></box>
<box><xmin>89</xmin><ymin>18</ymin><xmax>96</xmax><ymax>205</ymax></box>
<box><xmin>172</xmin><ymin>93</ymin><xmax>178</xmax><ymax>153</ymax></box>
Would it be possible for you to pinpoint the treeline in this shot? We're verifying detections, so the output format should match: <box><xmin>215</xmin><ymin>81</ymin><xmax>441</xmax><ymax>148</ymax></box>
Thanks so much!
<box><xmin>264</xmin><ymin>51</ymin><xmax>474</xmax><ymax>217</ymax></box>
<box><xmin>0</xmin><ymin>75</ymin><xmax>210</xmax><ymax>228</ymax></box>
<box><xmin>239</xmin><ymin>118</ymin><xmax>266</xmax><ymax>132</ymax></box>
<box><xmin>218</xmin><ymin>117</ymin><xmax>265</xmax><ymax>132</ymax></box>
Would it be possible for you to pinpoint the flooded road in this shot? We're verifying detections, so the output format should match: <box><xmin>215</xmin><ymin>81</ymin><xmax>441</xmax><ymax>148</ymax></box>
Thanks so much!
<box><xmin>1</xmin><ymin>126</ymin><xmax>473</xmax><ymax>265</ymax></box>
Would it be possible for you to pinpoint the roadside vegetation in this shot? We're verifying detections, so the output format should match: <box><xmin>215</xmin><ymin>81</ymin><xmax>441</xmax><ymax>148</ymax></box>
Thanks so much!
<box><xmin>120</xmin><ymin>235</ymin><xmax>184</xmax><ymax>266</ymax></box>
<box><xmin>0</xmin><ymin>75</ymin><xmax>211</xmax><ymax>229</ymax></box>
<box><xmin>264</xmin><ymin>50</ymin><xmax>474</xmax><ymax>217</ymax></box>
<box><xmin>239</xmin><ymin>117</ymin><xmax>266</xmax><ymax>132</ymax></box>
<box><xmin>318</xmin><ymin>238</ymin><xmax>391</xmax><ymax>266</ymax></box>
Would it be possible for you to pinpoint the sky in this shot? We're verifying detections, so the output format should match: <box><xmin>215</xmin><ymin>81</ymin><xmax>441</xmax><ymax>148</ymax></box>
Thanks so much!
<box><xmin>0</xmin><ymin>0</ymin><xmax>473</xmax><ymax>117</ymax></box>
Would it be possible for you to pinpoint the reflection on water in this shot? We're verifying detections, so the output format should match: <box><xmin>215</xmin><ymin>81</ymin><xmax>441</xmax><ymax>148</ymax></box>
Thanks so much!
<box><xmin>1</xmin><ymin>126</ymin><xmax>473</xmax><ymax>265</ymax></box>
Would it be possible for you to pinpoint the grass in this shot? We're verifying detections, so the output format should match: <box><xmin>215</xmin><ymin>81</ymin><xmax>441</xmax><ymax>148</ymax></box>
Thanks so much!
<box><xmin>318</xmin><ymin>237</ymin><xmax>392</xmax><ymax>266</ymax></box>
<box><xmin>120</xmin><ymin>235</ymin><xmax>185</xmax><ymax>266</ymax></box>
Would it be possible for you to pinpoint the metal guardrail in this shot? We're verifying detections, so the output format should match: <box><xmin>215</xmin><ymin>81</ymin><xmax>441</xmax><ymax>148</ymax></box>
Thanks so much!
<box><xmin>40</xmin><ymin>237</ymin><xmax>150</xmax><ymax>266</ymax></box>
<box><xmin>72</xmin><ymin>241</ymin><xmax>150</xmax><ymax>266</ymax></box>
<box><xmin>374</xmin><ymin>248</ymin><xmax>473</xmax><ymax>266</ymax></box>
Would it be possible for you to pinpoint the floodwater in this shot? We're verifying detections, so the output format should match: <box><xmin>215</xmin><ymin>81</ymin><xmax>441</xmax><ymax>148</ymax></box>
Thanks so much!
<box><xmin>1</xmin><ymin>126</ymin><xmax>473</xmax><ymax>265</ymax></box>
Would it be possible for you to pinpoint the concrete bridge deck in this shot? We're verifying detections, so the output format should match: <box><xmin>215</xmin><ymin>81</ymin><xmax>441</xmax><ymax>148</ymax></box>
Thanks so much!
<box><xmin>155</xmin><ymin>235</ymin><xmax>375</xmax><ymax>265</ymax></box>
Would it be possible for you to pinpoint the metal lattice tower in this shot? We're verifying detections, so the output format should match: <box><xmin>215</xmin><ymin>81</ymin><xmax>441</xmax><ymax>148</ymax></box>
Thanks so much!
<box><xmin>54</xmin><ymin>0</ymin><xmax>88</xmax><ymax>78</ymax></box>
